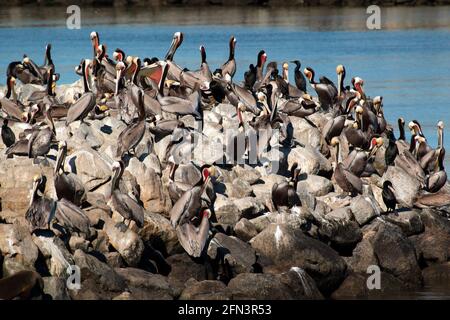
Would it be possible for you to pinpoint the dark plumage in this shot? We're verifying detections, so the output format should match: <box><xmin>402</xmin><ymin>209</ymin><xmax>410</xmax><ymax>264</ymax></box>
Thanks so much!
<box><xmin>291</xmin><ymin>60</ymin><xmax>307</xmax><ymax>93</ymax></box>
<box><xmin>1</xmin><ymin>119</ymin><xmax>16</xmax><ymax>147</ymax></box>
<box><xmin>382</xmin><ymin>180</ymin><xmax>397</xmax><ymax>213</ymax></box>
<box><xmin>385</xmin><ymin>130</ymin><xmax>399</xmax><ymax>166</ymax></box>
<box><xmin>271</xmin><ymin>163</ymin><xmax>301</xmax><ymax>210</ymax></box>
<box><xmin>109</xmin><ymin>160</ymin><xmax>145</xmax><ymax>228</ymax></box>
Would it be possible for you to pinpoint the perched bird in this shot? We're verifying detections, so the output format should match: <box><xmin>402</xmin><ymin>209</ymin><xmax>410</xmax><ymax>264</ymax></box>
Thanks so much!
<box><xmin>25</xmin><ymin>174</ymin><xmax>57</xmax><ymax>233</ymax></box>
<box><xmin>271</xmin><ymin>162</ymin><xmax>301</xmax><ymax>210</ymax></box>
<box><xmin>382</xmin><ymin>180</ymin><xmax>397</xmax><ymax>213</ymax></box>
<box><xmin>1</xmin><ymin>119</ymin><xmax>16</xmax><ymax>147</ymax></box>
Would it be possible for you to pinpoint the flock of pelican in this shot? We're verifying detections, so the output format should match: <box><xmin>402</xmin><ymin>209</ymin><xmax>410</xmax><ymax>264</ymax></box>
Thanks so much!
<box><xmin>0</xmin><ymin>30</ymin><xmax>448</xmax><ymax>265</ymax></box>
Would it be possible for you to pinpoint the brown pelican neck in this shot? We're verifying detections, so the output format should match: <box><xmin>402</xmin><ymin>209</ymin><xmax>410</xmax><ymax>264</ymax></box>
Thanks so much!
<box><xmin>398</xmin><ymin>118</ymin><xmax>405</xmax><ymax>141</ymax></box>
<box><xmin>438</xmin><ymin>125</ymin><xmax>444</xmax><ymax>149</ymax></box>
<box><xmin>54</xmin><ymin>144</ymin><xmax>67</xmax><ymax>175</ymax></box>
<box><xmin>46</xmin><ymin>68</ymin><xmax>54</xmax><ymax>96</ymax></box>
<box><xmin>228</xmin><ymin>37</ymin><xmax>236</xmax><ymax>61</ymax></box>
<box><xmin>44</xmin><ymin>44</ymin><xmax>52</xmax><ymax>66</ymax></box>
<box><xmin>169</xmin><ymin>162</ymin><xmax>178</xmax><ymax>181</ymax></box>
<box><xmin>81</xmin><ymin>60</ymin><xmax>90</xmax><ymax>93</ymax></box>
<box><xmin>111</xmin><ymin>162</ymin><xmax>124</xmax><ymax>194</ymax></box>
<box><xmin>5</xmin><ymin>76</ymin><xmax>12</xmax><ymax>99</ymax></box>
<box><xmin>45</xmin><ymin>107</ymin><xmax>56</xmax><ymax>135</ymax></box>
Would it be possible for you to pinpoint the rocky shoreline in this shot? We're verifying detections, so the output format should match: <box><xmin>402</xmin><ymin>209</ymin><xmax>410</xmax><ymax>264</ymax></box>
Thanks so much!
<box><xmin>0</xmin><ymin>79</ymin><xmax>449</xmax><ymax>300</ymax></box>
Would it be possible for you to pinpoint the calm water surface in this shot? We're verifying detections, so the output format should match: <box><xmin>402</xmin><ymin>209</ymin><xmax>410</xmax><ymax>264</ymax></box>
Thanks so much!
<box><xmin>0</xmin><ymin>5</ymin><xmax>450</xmax><ymax>299</ymax></box>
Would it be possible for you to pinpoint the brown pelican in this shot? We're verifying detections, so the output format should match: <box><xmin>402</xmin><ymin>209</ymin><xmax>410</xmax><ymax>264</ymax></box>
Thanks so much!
<box><xmin>323</xmin><ymin>114</ymin><xmax>346</xmax><ymax>144</ymax></box>
<box><xmin>27</xmin><ymin>67</ymin><xmax>58</xmax><ymax>105</ymax></box>
<box><xmin>109</xmin><ymin>160</ymin><xmax>145</xmax><ymax>228</ymax></box>
<box><xmin>25</xmin><ymin>174</ymin><xmax>57</xmax><ymax>232</ymax></box>
<box><xmin>0</xmin><ymin>270</ymin><xmax>44</xmax><ymax>300</ymax></box>
<box><xmin>425</xmin><ymin>148</ymin><xmax>447</xmax><ymax>193</ymax></box>
<box><xmin>180</xmin><ymin>46</ymin><xmax>212</xmax><ymax>89</ymax></box>
<box><xmin>303</xmin><ymin>67</ymin><xmax>337</xmax><ymax>111</ymax></box>
<box><xmin>65</xmin><ymin>60</ymin><xmax>96</xmax><ymax>126</ymax></box>
<box><xmin>420</xmin><ymin>121</ymin><xmax>444</xmax><ymax>173</ymax></box>
<box><xmin>291</xmin><ymin>60</ymin><xmax>307</xmax><ymax>93</ymax></box>
<box><xmin>169</xmin><ymin>166</ymin><xmax>216</xmax><ymax>228</ymax></box>
<box><xmin>243</xmin><ymin>63</ymin><xmax>257</xmax><ymax>91</ymax></box>
<box><xmin>1</xmin><ymin>119</ymin><xmax>16</xmax><ymax>147</ymax></box>
<box><xmin>168</xmin><ymin>161</ymin><xmax>210</xmax><ymax>203</ymax></box>
<box><xmin>396</xmin><ymin>117</ymin><xmax>409</xmax><ymax>153</ymax></box>
<box><xmin>222</xmin><ymin>74</ymin><xmax>259</xmax><ymax>114</ymax></box>
<box><xmin>0</xmin><ymin>77</ymin><xmax>27</xmax><ymax>121</ymax></box>
<box><xmin>176</xmin><ymin>208</ymin><xmax>211</xmax><ymax>258</ymax></box>
<box><xmin>22</xmin><ymin>44</ymin><xmax>55</xmax><ymax>85</ymax></box>
<box><xmin>54</xmin><ymin>141</ymin><xmax>86</xmax><ymax>206</ymax></box>
<box><xmin>343</xmin><ymin>137</ymin><xmax>382</xmax><ymax>177</ymax></box>
<box><xmin>157</xmin><ymin>84</ymin><xmax>202</xmax><ymax>122</ymax></box>
<box><xmin>331</xmin><ymin>137</ymin><xmax>363</xmax><ymax>196</ymax></box>
<box><xmin>55</xmin><ymin>198</ymin><xmax>91</xmax><ymax>237</ymax></box>
<box><xmin>373</xmin><ymin>96</ymin><xmax>386</xmax><ymax>133</ymax></box>
<box><xmin>382</xmin><ymin>181</ymin><xmax>397</xmax><ymax>213</ymax></box>
<box><xmin>352</xmin><ymin>77</ymin><xmax>367</xmax><ymax>101</ymax></box>
<box><xmin>221</xmin><ymin>36</ymin><xmax>237</xmax><ymax>78</ymax></box>
<box><xmin>27</xmin><ymin>105</ymin><xmax>55</xmax><ymax>163</ymax></box>
<box><xmin>271</xmin><ymin>163</ymin><xmax>301</xmax><ymax>210</ymax></box>
<box><xmin>278</xmin><ymin>94</ymin><xmax>317</xmax><ymax>117</ymax></box>
<box><xmin>165</xmin><ymin>32</ymin><xmax>184</xmax><ymax>81</ymax></box>
<box><xmin>116</xmin><ymin>87</ymin><xmax>146</xmax><ymax>158</ymax></box>
<box><xmin>149</xmin><ymin>118</ymin><xmax>183</xmax><ymax>142</ymax></box>
<box><xmin>280</xmin><ymin>62</ymin><xmax>303</xmax><ymax>98</ymax></box>
<box><xmin>413</xmin><ymin>136</ymin><xmax>432</xmax><ymax>162</ymax></box>
<box><xmin>225</xmin><ymin>103</ymin><xmax>248</xmax><ymax>164</ymax></box>
<box><xmin>7</xmin><ymin>61</ymin><xmax>41</xmax><ymax>85</ymax></box>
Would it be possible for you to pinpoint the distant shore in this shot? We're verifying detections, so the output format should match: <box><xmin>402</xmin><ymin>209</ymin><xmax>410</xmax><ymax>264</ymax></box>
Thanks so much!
<box><xmin>4</xmin><ymin>0</ymin><xmax>450</xmax><ymax>7</ymax></box>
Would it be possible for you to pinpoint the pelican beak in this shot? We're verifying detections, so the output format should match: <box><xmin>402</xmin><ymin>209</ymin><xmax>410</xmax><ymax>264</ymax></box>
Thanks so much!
<box><xmin>98</xmin><ymin>104</ymin><xmax>109</xmax><ymax>112</ymax></box>
<box><xmin>388</xmin><ymin>185</ymin><xmax>396</xmax><ymax>194</ymax></box>
<box><xmin>337</xmin><ymin>73</ymin><xmax>342</xmax><ymax>98</ymax></box>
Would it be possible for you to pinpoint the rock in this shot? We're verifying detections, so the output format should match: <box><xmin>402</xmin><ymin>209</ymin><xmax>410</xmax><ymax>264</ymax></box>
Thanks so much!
<box><xmin>167</xmin><ymin>253</ymin><xmax>207</xmax><ymax>295</ymax></box>
<box><xmin>214</xmin><ymin>194</ymin><xmax>241</xmax><ymax>226</ymax></box>
<box><xmin>126</xmin><ymin>158</ymin><xmax>171</xmax><ymax>214</ymax></box>
<box><xmin>326</xmin><ymin>207</ymin><xmax>353</xmax><ymax>222</ymax></box>
<box><xmin>383</xmin><ymin>210</ymin><xmax>424</xmax><ymax>236</ymax></box>
<box><xmin>0</xmin><ymin>222</ymin><xmax>39</xmax><ymax>276</ymax></box>
<box><xmin>225</xmin><ymin>178</ymin><xmax>253</xmax><ymax>198</ymax></box>
<box><xmin>251</xmin><ymin>183</ymin><xmax>272</xmax><ymax>202</ymax></box>
<box><xmin>32</xmin><ymin>235</ymin><xmax>75</xmax><ymax>277</ymax></box>
<box><xmin>73</xmin><ymin>249</ymin><xmax>126</xmax><ymax>293</ymax></box>
<box><xmin>43</xmin><ymin>277</ymin><xmax>71</xmax><ymax>300</ymax></box>
<box><xmin>350</xmin><ymin>195</ymin><xmax>378</xmax><ymax>226</ymax></box>
<box><xmin>0</xmin><ymin>158</ymin><xmax>55</xmax><ymax>213</ymax></box>
<box><xmin>422</xmin><ymin>262</ymin><xmax>450</xmax><ymax>287</ymax></box>
<box><xmin>180</xmin><ymin>280</ymin><xmax>231</xmax><ymax>300</ymax></box>
<box><xmin>104</xmin><ymin>219</ymin><xmax>144</xmax><ymax>266</ymax></box>
<box><xmin>91</xmin><ymin>230</ymin><xmax>109</xmax><ymax>254</ymax></box>
<box><xmin>410</xmin><ymin>209</ymin><xmax>450</xmax><ymax>264</ymax></box>
<box><xmin>280</xmin><ymin>267</ymin><xmax>324</xmax><ymax>299</ymax></box>
<box><xmin>372</xmin><ymin>222</ymin><xmax>422</xmax><ymax>287</ymax></box>
<box><xmin>115</xmin><ymin>267</ymin><xmax>174</xmax><ymax>300</ymax></box>
<box><xmin>231</xmin><ymin>165</ymin><xmax>261</xmax><ymax>185</ymax></box>
<box><xmin>192</xmin><ymin>134</ymin><xmax>224</xmax><ymax>164</ymax></box>
<box><xmin>331</xmin><ymin>272</ymin><xmax>408</xmax><ymax>299</ymax></box>
<box><xmin>233</xmin><ymin>197</ymin><xmax>265</xmax><ymax>218</ymax></box>
<box><xmin>67</xmin><ymin>148</ymin><xmax>112</xmax><ymax>191</ymax></box>
<box><xmin>207</xmin><ymin>233</ymin><xmax>257</xmax><ymax>275</ymax></box>
<box><xmin>290</xmin><ymin>117</ymin><xmax>324</xmax><ymax>149</ymax></box>
<box><xmin>139</xmin><ymin>212</ymin><xmax>181</xmax><ymax>255</ymax></box>
<box><xmin>297</xmin><ymin>174</ymin><xmax>333</xmax><ymax>197</ymax></box>
<box><xmin>227</xmin><ymin>271</ymin><xmax>322</xmax><ymax>300</ymax></box>
<box><xmin>287</xmin><ymin>145</ymin><xmax>332</xmax><ymax>176</ymax></box>
<box><xmin>320</xmin><ymin>214</ymin><xmax>363</xmax><ymax>250</ymax></box>
<box><xmin>250</xmin><ymin>224</ymin><xmax>347</xmax><ymax>295</ymax></box>
<box><xmin>345</xmin><ymin>236</ymin><xmax>378</xmax><ymax>273</ymax></box>
<box><xmin>249</xmin><ymin>212</ymin><xmax>277</xmax><ymax>232</ymax></box>
<box><xmin>381</xmin><ymin>165</ymin><xmax>421</xmax><ymax>208</ymax></box>
<box><xmin>234</xmin><ymin>218</ymin><xmax>259</xmax><ymax>242</ymax></box>
<box><xmin>69</xmin><ymin>236</ymin><xmax>90</xmax><ymax>252</ymax></box>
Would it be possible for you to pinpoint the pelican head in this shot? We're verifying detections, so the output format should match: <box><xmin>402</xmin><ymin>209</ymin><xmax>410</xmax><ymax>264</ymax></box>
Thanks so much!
<box><xmin>437</xmin><ymin>120</ymin><xmax>444</xmax><ymax>129</ymax></box>
<box><xmin>336</xmin><ymin>64</ymin><xmax>345</xmax><ymax>75</ymax></box>
<box><xmin>330</xmin><ymin>137</ymin><xmax>340</xmax><ymax>146</ymax></box>
<box><xmin>355</xmin><ymin>105</ymin><xmax>364</xmax><ymax>114</ymax></box>
<box><xmin>282</xmin><ymin>62</ymin><xmax>289</xmax><ymax>70</ymax></box>
<box><xmin>257</xmin><ymin>91</ymin><xmax>266</xmax><ymax>102</ymax></box>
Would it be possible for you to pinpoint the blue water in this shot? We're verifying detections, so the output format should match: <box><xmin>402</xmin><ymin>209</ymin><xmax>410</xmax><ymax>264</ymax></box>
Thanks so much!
<box><xmin>0</xmin><ymin>8</ymin><xmax>449</xmax><ymax>166</ymax></box>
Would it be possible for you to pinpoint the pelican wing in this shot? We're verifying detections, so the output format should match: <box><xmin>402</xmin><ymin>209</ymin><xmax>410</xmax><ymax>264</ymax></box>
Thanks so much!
<box><xmin>66</xmin><ymin>92</ymin><xmax>96</xmax><ymax>125</ymax></box>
